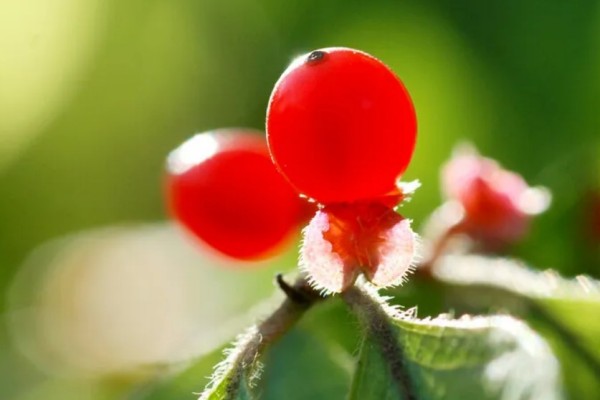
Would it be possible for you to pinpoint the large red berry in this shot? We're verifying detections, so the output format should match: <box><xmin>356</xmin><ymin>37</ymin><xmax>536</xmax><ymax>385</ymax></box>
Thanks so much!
<box><xmin>166</xmin><ymin>130</ymin><xmax>305</xmax><ymax>260</ymax></box>
<box><xmin>267</xmin><ymin>47</ymin><xmax>417</xmax><ymax>204</ymax></box>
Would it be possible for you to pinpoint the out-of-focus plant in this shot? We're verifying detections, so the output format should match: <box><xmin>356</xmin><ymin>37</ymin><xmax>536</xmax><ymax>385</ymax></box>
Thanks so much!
<box><xmin>4</xmin><ymin>3</ymin><xmax>600</xmax><ymax>397</ymax></box>
<box><xmin>130</xmin><ymin>48</ymin><xmax>599</xmax><ymax>399</ymax></box>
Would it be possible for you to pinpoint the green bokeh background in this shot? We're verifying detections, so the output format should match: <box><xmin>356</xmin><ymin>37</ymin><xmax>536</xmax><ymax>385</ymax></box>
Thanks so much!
<box><xmin>1</xmin><ymin>0</ymin><xmax>599</xmax><ymax>398</ymax></box>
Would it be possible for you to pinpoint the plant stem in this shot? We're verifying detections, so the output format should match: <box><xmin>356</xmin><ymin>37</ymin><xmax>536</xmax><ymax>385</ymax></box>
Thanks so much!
<box><xmin>342</xmin><ymin>284</ymin><xmax>416</xmax><ymax>400</ymax></box>
<box><xmin>221</xmin><ymin>274</ymin><xmax>324</xmax><ymax>399</ymax></box>
<box><xmin>417</xmin><ymin>220</ymin><xmax>464</xmax><ymax>278</ymax></box>
<box><xmin>253</xmin><ymin>274</ymin><xmax>323</xmax><ymax>345</ymax></box>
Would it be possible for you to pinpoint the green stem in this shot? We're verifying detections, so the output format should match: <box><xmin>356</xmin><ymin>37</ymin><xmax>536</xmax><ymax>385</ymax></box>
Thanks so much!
<box><xmin>223</xmin><ymin>274</ymin><xmax>324</xmax><ymax>399</ymax></box>
<box><xmin>342</xmin><ymin>284</ymin><xmax>416</xmax><ymax>400</ymax></box>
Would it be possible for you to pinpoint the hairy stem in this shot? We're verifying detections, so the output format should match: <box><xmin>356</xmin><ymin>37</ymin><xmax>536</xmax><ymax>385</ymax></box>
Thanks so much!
<box><xmin>250</xmin><ymin>274</ymin><xmax>323</xmax><ymax>346</ymax></box>
<box><xmin>417</xmin><ymin>220</ymin><xmax>465</xmax><ymax>278</ymax></box>
<box><xmin>220</xmin><ymin>274</ymin><xmax>323</xmax><ymax>399</ymax></box>
<box><xmin>342</xmin><ymin>284</ymin><xmax>416</xmax><ymax>400</ymax></box>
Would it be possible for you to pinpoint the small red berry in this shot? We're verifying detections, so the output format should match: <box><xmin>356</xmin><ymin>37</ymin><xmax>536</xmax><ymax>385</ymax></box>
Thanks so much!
<box><xmin>166</xmin><ymin>130</ymin><xmax>305</xmax><ymax>260</ymax></box>
<box><xmin>267</xmin><ymin>47</ymin><xmax>417</xmax><ymax>204</ymax></box>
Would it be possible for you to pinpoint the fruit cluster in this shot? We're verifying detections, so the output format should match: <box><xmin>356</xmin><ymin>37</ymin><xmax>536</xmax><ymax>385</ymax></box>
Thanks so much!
<box><xmin>166</xmin><ymin>48</ymin><xmax>418</xmax><ymax>293</ymax></box>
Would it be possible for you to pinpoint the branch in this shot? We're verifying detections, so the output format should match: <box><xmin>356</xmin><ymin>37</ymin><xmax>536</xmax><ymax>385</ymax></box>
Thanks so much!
<box><xmin>200</xmin><ymin>274</ymin><xmax>323</xmax><ymax>399</ymax></box>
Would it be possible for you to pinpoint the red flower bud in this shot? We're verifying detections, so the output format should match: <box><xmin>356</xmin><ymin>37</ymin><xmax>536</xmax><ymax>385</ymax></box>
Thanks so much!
<box><xmin>441</xmin><ymin>145</ymin><xmax>550</xmax><ymax>247</ymax></box>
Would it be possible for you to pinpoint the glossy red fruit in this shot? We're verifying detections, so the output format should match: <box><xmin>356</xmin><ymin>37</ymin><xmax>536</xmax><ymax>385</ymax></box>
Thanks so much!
<box><xmin>166</xmin><ymin>130</ymin><xmax>305</xmax><ymax>260</ymax></box>
<box><xmin>267</xmin><ymin>47</ymin><xmax>417</xmax><ymax>204</ymax></box>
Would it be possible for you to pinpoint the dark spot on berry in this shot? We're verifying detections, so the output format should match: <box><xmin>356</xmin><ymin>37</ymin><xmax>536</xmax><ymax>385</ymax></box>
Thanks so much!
<box><xmin>306</xmin><ymin>50</ymin><xmax>326</xmax><ymax>64</ymax></box>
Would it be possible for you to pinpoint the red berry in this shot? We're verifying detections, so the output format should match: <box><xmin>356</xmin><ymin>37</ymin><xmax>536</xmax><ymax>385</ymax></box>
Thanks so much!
<box><xmin>267</xmin><ymin>47</ymin><xmax>417</xmax><ymax>204</ymax></box>
<box><xmin>166</xmin><ymin>130</ymin><xmax>305</xmax><ymax>260</ymax></box>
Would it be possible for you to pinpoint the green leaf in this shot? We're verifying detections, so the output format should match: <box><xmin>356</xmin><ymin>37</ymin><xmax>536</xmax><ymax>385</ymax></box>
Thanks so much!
<box><xmin>255</xmin><ymin>297</ymin><xmax>360</xmax><ymax>399</ymax></box>
<box><xmin>432</xmin><ymin>255</ymin><xmax>600</xmax><ymax>398</ymax></box>
<box><xmin>259</xmin><ymin>327</ymin><xmax>352</xmax><ymax>399</ymax></box>
<box><xmin>351</xmin><ymin>312</ymin><xmax>562</xmax><ymax>400</ymax></box>
<box><xmin>141</xmin><ymin>284</ymin><xmax>562</xmax><ymax>400</ymax></box>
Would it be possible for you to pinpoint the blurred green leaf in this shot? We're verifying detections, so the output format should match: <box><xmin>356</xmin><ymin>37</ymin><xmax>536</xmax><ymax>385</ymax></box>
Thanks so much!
<box><xmin>432</xmin><ymin>255</ymin><xmax>600</xmax><ymax>398</ymax></box>
<box><xmin>129</xmin><ymin>348</ymin><xmax>223</xmax><ymax>400</ymax></box>
<box><xmin>14</xmin><ymin>378</ymin><xmax>125</xmax><ymax>400</ymax></box>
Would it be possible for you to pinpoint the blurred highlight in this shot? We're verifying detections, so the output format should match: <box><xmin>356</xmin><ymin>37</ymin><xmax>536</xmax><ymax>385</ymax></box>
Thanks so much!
<box><xmin>8</xmin><ymin>224</ymin><xmax>290</xmax><ymax>377</ymax></box>
<box><xmin>0</xmin><ymin>0</ymin><xmax>105</xmax><ymax>170</ymax></box>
